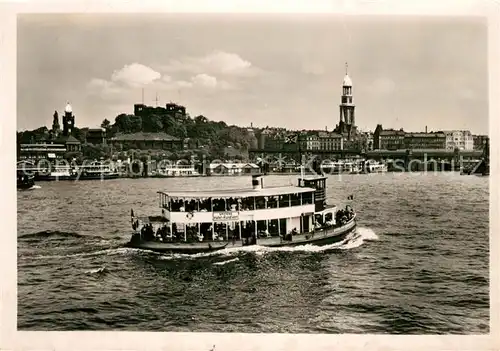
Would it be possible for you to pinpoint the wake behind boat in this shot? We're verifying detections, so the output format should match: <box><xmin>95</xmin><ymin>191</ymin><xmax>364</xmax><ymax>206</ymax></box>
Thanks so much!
<box><xmin>125</xmin><ymin>173</ymin><xmax>357</xmax><ymax>254</ymax></box>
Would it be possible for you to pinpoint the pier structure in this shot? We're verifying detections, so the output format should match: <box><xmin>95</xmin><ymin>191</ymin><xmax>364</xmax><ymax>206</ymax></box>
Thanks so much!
<box><xmin>248</xmin><ymin>148</ymin><xmax>483</xmax><ymax>173</ymax></box>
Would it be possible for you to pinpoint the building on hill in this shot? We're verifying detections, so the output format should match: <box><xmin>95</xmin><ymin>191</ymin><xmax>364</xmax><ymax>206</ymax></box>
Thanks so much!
<box><xmin>183</xmin><ymin>138</ymin><xmax>199</xmax><ymax>150</ymax></box>
<box><xmin>109</xmin><ymin>132</ymin><xmax>183</xmax><ymax>150</ymax></box>
<box><xmin>86</xmin><ymin>128</ymin><xmax>107</xmax><ymax>145</ymax></box>
<box><xmin>134</xmin><ymin>102</ymin><xmax>186</xmax><ymax>117</ymax></box>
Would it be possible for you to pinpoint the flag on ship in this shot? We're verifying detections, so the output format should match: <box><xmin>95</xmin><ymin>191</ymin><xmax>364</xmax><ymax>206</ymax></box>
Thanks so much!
<box><xmin>284</xmin><ymin>134</ymin><xmax>298</xmax><ymax>144</ymax></box>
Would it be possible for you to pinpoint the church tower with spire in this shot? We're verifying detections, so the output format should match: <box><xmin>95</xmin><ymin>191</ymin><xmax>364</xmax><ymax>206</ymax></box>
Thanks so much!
<box><xmin>334</xmin><ymin>62</ymin><xmax>357</xmax><ymax>141</ymax></box>
<box><xmin>52</xmin><ymin>110</ymin><xmax>61</xmax><ymax>134</ymax></box>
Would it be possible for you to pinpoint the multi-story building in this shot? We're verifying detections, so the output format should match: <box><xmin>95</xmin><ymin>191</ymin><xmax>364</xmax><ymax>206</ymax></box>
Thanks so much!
<box><xmin>299</xmin><ymin>132</ymin><xmax>320</xmax><ymax>151</ymax></box>
<box><xmin>443</xmin><ymin>130</ymin><xmax>474</xmax><ymax>150</ymax></box>
<box><xmin>255</xmin><ymin>128</ymin><xmax>289</xmax><ymax>150</ymax></box>
<box><xmin>404</xmin><ymin>132</ymin><xmax>446</xmax><ymax>150</ymax></box>
<box><xmin>86</xmin><ymin>128</ymin><xmax>107</xmax><ymax>145</ymax></box>
<box><xmin>357</xmin><ymin>131</ymin><xmax>373</xmax><ymax>151</ymax></box>
<box><xmin>473</xmin><ymin>135</ymin><xmax>489</xmax><ymax>150</ymax></box>
<box><xmin>373</xmin><ymin>125</ymin><xmax>406</xmax><ymax>150</ymax></box>
<box><xmin>317</xmin><ymin>131</ymin><xmax>343</xmax><ymax>151</ymax></box>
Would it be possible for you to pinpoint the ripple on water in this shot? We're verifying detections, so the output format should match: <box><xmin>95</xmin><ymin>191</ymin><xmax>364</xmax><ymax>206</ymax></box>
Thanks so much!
<box><xmin>17</xmin><ymin>175</ymin><xmax>489</xmax><ymax>333</ymax></box>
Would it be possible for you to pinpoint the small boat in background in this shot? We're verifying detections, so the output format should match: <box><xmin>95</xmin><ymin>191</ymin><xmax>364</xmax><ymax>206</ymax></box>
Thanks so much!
<box><xmin>361</xmin><ymin>161</ymin><xmax>388</xmax><ymax>174</ymax></box>
<box><xmin>152</xmin><ymin>165</ymin><xmax>201</xmax><ymax>178</ymax></box>
<box><xmin>36</xmin><ymin>165</ymin><xmax>77</xmax><ymax>181</ymax></box>
<box><xmin>77</xmin><ymin>161</ymin><xmax>120</xmax><ymax>180</ymax></box>
<box><xmin>17</xmin><ymin>172</ymin><xmax>36</xmax><ymax>190</ymax></box>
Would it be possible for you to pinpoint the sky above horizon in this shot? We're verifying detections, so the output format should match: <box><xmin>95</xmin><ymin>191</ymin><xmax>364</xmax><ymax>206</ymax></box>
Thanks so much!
<box><xmin>17</xmin><ymin>14</ymin><xmax>489</xmax><ymax>134</ymax></box>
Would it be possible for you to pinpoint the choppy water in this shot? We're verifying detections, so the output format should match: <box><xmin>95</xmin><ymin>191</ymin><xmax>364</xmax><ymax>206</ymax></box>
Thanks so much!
<box><xmin>17</xmin><ymin>173</ymin><xmax>489</xmax><ymax>333</ymax></box>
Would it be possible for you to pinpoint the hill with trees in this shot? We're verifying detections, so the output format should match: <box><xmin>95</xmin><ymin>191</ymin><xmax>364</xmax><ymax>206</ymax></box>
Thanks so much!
<box><xmin>102</xmin><ymin>106</ymin><xmax>257</xmax><ymax>160</ymax></box>
<box><xmin>17</xmin><ymin>103</ymin><xmax>259</xmax><ymax>162</ymax></box>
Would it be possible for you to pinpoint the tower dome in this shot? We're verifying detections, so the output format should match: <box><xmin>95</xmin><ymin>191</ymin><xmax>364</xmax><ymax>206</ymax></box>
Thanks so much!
<box><xmin>342</xmin><ymin>74</ymin><xmax>352</xmax><ymax>87</ymax></box>
<box><xmin>65</xmin><ymin>102</ymin><xmax>72</xmax><ymax>113</ymax></box>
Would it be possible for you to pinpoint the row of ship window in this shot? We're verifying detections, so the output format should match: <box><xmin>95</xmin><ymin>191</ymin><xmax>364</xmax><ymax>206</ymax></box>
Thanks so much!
<box><xmin>164</xmin><ymin>193</ymin><xmax>315</xmax><ymax>212</ymax></box>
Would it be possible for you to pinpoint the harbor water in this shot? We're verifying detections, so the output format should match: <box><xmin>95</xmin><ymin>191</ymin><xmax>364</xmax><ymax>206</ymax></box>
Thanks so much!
<box><xmin>17</xmin><ymin>173</ymin><xmax>489</xmax><ymax>333</ymax></box>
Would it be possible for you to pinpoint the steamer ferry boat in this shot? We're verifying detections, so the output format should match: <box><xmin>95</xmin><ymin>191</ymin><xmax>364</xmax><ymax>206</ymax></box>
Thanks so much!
<box><xmin>77</xmin><ymin>161</ymin><xmax>120</xmax><ymax>180</ymax></box>
<box><xmin>126</xmin><ymin>173</ymin><xmax>357</xmax><ymax>254</ymax></box>
<box><xmin>152</xmin><ymin>164</ymin><xmax>201</xmax><ymax>178</ymax></box>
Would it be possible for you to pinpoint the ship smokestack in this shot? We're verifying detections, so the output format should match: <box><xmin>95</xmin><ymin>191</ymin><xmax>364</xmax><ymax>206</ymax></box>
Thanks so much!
<box><xmin>425</xmin><ymin>125</ymin><xmax>428</xmax><ymax>133</ymax></box>
<box><xmin>252</xmin><ymin>174</ymin><xmax>264</xmax><ymax>190</ymax></box>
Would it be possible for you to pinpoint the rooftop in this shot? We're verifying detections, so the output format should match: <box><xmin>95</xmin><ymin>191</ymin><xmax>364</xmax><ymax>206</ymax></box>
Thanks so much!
<box><xmin>111</xmin><ymin>132</ymin><xmax>181</xmax><ymax>141</ymax></box>
<box><xmin>65</xmin><ymin>135</ymin><xmax>81</xmax><ymax>144</ymax></box>
<box><xmin>159</xmin><ymin>185</ymin><xmax>316</xmax><ymax>198</ymax></box>
<box><xmin>209</xmin><ymin>162</ymin><xmax>259</xmax><ymax>169</ymax></box>
<box><xmin>380</xmin><ymin>129</ymin><xmax>405</xmax><ymax>136</ymax></box>
<box><xmin>405</xmin><ymin>132</ymin><xmax>445</xmax><ymax>137</ymax></box>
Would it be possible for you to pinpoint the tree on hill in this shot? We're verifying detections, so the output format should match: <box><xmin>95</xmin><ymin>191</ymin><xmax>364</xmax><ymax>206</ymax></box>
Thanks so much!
<box><xmin>101</xmin><ymin>118</ymin><xmax>111</xmax><ymax>130</ymax></box>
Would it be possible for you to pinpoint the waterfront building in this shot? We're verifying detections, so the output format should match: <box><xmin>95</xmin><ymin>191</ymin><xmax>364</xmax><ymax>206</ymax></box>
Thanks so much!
<box><xmin>444</xmin><ymin>130</ymin><xmax>474</xmax><ymax>150</ymax></box>
<box><xmin>18</xmin><ymin>142</ymin><xmax>67</xmax><ymax>161</ymax></box>
<box><xmin>473</xmin><ymin>135</ymin><xmax>489</xmax><ymax>150</ymax></box>
<box><xmin>356</xmin><ymin>131</ymin><xmax>373</xmax><ymax>152</ymax></box>
<box><xmin>333</xmin><ymin>63</ymin><xmax>357</xmax><ymax>141</ymax></box>
<box><xmin>17</xmin><ymin>102</ymin><xmax>82</xmax><ymax>162</ymax></box>
<box><xmin>404</xmin><ymin>132</ymin><xmax>446</xmax><ymax>150</ymax></box>
<box><xmin>373</xmin><ymin>125</ymin><xmax>405</xmax><ymax>150</ymax></box>
<box><xmin>300</xmin><ymin>132</ymin><xmax>320</xmax><ymax>151</ymax></box>
<box><xmin>317</xmin><ymin>131</ymin><xmax>343</xmax><ymax>151</ymax></box>
<box><xmin>109</xmin><ymin>132</ymin><xmax>183</xmax><ymax>151</ymax></box>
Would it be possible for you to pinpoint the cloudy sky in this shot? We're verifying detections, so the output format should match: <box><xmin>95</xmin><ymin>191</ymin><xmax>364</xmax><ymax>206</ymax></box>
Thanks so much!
<box><xmin>17</xmin><ymin>14</ymin><xmax>488</xmax><ymax>134</ymax></box>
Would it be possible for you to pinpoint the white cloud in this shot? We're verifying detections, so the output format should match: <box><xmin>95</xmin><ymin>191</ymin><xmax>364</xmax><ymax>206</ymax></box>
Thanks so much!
<box><xmin>160</xmin><ymin>51</ymin><xmax>258</xmax><ymax>77</ymax></box>
<box><xmin>110</xmin><ymin>63</ymin><xmax>161</xmax><ymax>87</ymax></box>
<box><xmin>86</xmin><ymin>78</ymin><xmax>121</xmax><ymax>95</ymax></box>
<box><xmin>87</xmin><ymin>63</ymin><xmax>163</xmax><ymax>97</ymax></box>
<box><xmin>191</xmin><ymin>73</ymin><xmax>218</xmax><ymax>88</ymax></box>
<box><xmin>201</xmin><ymin>51</ymin><xmax>252</xmax><ymax>74</ymax></box>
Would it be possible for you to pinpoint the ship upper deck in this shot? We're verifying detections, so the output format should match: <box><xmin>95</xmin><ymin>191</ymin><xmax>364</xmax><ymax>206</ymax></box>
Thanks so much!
<box><xmin>158</xmin><ymin>185</ymin><xmax>316</xmax><ymax>199</ymax></box>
